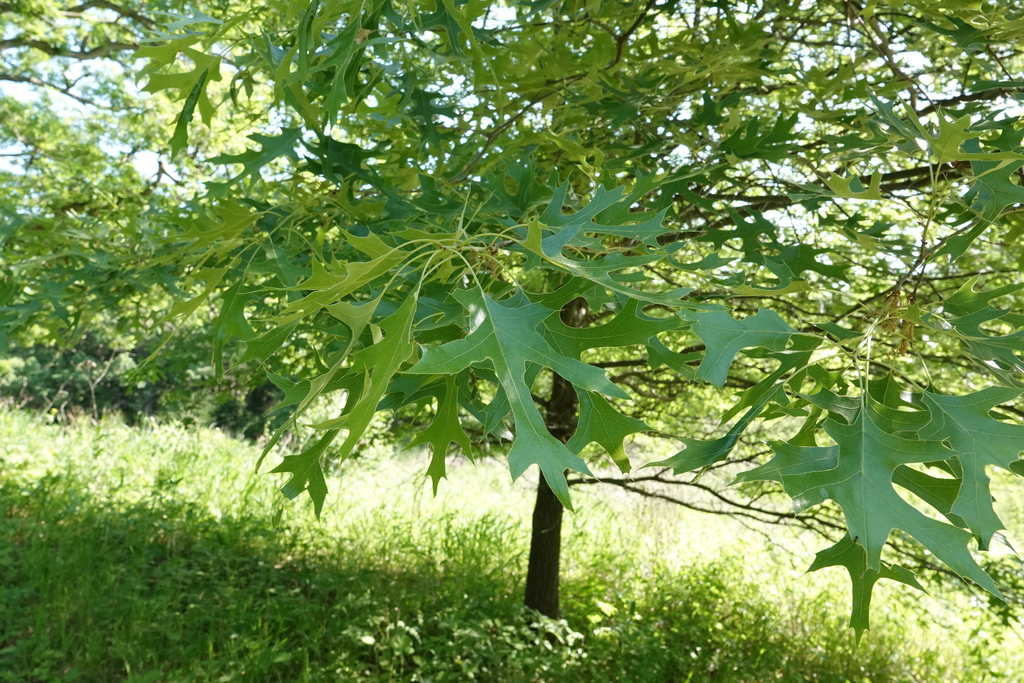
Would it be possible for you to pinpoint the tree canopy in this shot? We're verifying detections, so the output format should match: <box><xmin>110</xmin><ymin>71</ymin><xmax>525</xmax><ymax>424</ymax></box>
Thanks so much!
<box><xmin>5</xmin><ymin>0</ymin><xmax>1024</xmax><ymax>636</ymax></box>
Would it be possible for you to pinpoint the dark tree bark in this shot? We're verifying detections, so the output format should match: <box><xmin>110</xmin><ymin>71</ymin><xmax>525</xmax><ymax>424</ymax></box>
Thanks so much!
<box><xmin>523</xmin><ymin>298</ymin><xmax>587</xmax><ymax>618</ymax></box>
<box><xmin>524</xmin><ymin>471</ymin><xmax>564</xmax><ymax>618</ymax></box>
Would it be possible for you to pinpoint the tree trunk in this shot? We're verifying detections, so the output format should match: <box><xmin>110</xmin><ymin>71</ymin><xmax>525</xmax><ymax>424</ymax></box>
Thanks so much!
<box><xmin>524</xmin><ymin>472</ymin><xmax>564</xmax><ymax>618</ymax></box>
<box><xmin>523</xmin><ymin>298</ymin><xmax>587</xmax><ymax>619</ymax></box>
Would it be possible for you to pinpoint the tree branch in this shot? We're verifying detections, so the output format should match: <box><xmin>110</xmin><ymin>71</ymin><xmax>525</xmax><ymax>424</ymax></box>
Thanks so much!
<box><xmin>0</xmin><ymin>38</ymin><xmax>137</xmax><ymax>59</ymax></box>
<box><xmin>63</xmin><ymin>1</ymin><xmax>155</xmax><ymax>28</ymax></box>
<box><xmin>916</xmin><ymin>88</ymin><xmax>1022</xmax><ymax>116</ymax></box>
<box><xmin>0</xmin><ymin>73</ymin><xmax>103</xmax><ymax>107</ymax></box>
<box><xmin>611</xmin><ymin>0</ymin><xmax>659</xmax><ymax>66</ymax></box>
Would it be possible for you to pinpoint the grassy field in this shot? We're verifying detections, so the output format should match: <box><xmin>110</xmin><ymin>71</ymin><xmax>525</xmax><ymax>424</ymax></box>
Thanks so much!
<box><xmin>1</xmin><ymin>409</ymin><xmax>1022</xmax><ymax>682</ymax></box>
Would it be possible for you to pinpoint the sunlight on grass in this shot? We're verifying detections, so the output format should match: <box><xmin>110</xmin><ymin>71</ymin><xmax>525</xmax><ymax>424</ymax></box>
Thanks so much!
<box><xmin>2</xmin><ymin>409</ymin><xmax>1022</xmax><ymax>682</ymax></box>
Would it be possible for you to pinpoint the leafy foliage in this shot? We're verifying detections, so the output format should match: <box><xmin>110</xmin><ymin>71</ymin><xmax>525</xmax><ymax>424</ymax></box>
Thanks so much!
<box><xmin>7</xmin><ymin>0</ymin><xmax>1024</xmax><ymax>633</ymax></box>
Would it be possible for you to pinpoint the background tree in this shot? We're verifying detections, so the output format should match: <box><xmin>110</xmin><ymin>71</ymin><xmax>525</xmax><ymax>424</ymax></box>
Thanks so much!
<box><xmin>0</xmin><ymin>2</ymin><xmax>289</xmax><ymax>425</ymax></box>
<box><xmin>6</xmin><ymin>0</ymin><xmax>1024</xmax><ymax>636</ymax></box>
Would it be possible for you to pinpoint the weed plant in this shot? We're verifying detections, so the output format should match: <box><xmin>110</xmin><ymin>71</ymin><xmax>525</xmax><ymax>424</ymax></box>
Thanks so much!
<box><xmin>0</xmin><ymin>410</ymin><xmax>1019</xmax><ymax>682</ymax></box>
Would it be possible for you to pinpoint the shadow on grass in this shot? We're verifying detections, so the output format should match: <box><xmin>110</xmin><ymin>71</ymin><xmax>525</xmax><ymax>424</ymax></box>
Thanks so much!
<box><xmin>1</xmin><ymin>473</ymin><xmax>947</xmax><ymax>683</ymax></box>
<box><xmin>0</xmin><ymin>474</ymin><xmax>551</xmax><ymax>683</ymax></box>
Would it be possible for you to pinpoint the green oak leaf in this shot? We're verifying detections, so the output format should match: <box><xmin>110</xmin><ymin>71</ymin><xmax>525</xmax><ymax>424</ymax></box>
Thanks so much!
<box><xmin>443</xmin><ymin>292</ymin><xmax>665</xmax><ymax>441</ymax></box>
<box><xmin>525</xmin><ymin>277</ymin><xmax>597</xmax><ymax>310</ymax></box>
<box><xmin>648</xmin><ymin>411</ymin><xmax>750</xmax><ymax>473</ymax></box>
<box><xmin>865</xmin><ymin>378</ymin><xmax>928</xmax><ymax>431</ymax></box>
<box><xmin>967</xmin><ymin>160</ymin><xmax>1024</xmax><ymax>221</ymax></box>
<box><xmin>566</xmin><ymin>390</ymin><xmax>649</xmax><ymax>472</ymax></box>
<box><xmin>891</xmin><ymin>464</ymin><xmax>967</xmax><ymax>530</ymax></box>
<box><xmin>270</xmin><ymin>428</ymin><xmax>338</xmax><ymax>519</ymax></box>
<box><xmin>139</xmin><ymin>45</ymin><xmax>221</xmax><ymax>126</ymax></box>
<box><xmin>417</xmin><ymin>0</ymin><xmax>477</xmax><ymax>56</ymax></box>
<box><xmin>169</xmin><ymin>68</ymin><xmax>209</xmax><ymax>158</ymax></box>
<box><xmin>732</xmin><ymin>278</ymin><xmax>811</xmax><ymax>296</ymax></box>
<box><xmin>315</xmin><ymin>20</ymin><xmax>367</xmax><ymax>118</ymax></box>
<box><xmin>958</xmin><ymin>332</ymin><xmax>1024</xmax><ymax>380</ymax></box>
<box><xmin>536</xmin><ymin>182</ymin><xmax>669</xmax><ymax>248</ymax></box>
<box><xmin>719</xmin><ymin>114</ymin><xmax>798</xmax><ymax>161</ymax></box>
<box><xmin>208</xmin><ymin>128</ymin><xmax>302</xmax><ymax>187</ymax></box>
<box><xmin>266</xmin><ymin>372</ymin><xmax>313</xmax><ymax>410</ymax></box>
<box><xmin>212</xmin><ymin>279</ymin><xmax>256</xmax><ymax>377</ymax></box>
<box><xmin>669</xmin><ymin>252</ymin><xmax>736</xmax><ymax>272</ymax></box>
<box><xmin>927</xmin><ymin>113</ymin><xmax>976</xmax><ymax>163</ymax></box>
<box><xmin>939</xmin><ymin>278</ymin><xmax>1024</xmax><ymax>377</ymax></box>
<box><xmin>697</xmin><ymin>210</ymin><xmax>778</xmax><ymax>253</ymax></box>
<box><xmin>408</xmin><ymin>376</ymin><xmax>473</xmax><ymax>493</ymax></box>
<box><xmin>304</xmin><ymin>139</ymin><xmax>383</xmax><ymax>187</ymax></box>
<box><xmin>808</xmin><ymin>535</ymin><xmax>924</xmax><ymax>641</ymax></box>
<box><xmin>408</xmin><ymin>88</ymin><xmax>458</xmax><ymax>148</ymax></box>
<box><xmin>943</xmin><ymin>277</ymin><xmax>1024</xmax><ymax>319</ymax></box>
<box><xmin>545</xmin><ymin>299</ymin><xmax>677</xmax><ymax>472</ymax></box>
<box><xmin>737</xmin><ymin>397</ymin><xmax>1000</xmax><ymax>596</ymax></box>
<box><xmin>690</xmin><ymin>309</ymin><xmax>798</xmax><ymax>387</ymax></box>
<box><xmin>156</xmin><ymin>9</ymin><xmax>223</xmax><ymax>32</ymax></box>
<box><xmin>823</xmin><ymin>171</ymin><xmax>882</xmax><ymax>200</ymax></box>
<box><xmin>776</xmin><ymin>244</ymin><xmax>849</xmax><ymax>281</ymax></box>
<box><xmin>923</xmin><ymin>16</ymin><xmax>992</xmax><ymax>50</ymax></box>
<box><xmin>536</xmin><ymin>183</ymin><xmax>624</xmax><ymax>236</ymax></box>
<box><xmin>237</xmin><ymin>321</ymin><xmax>299</xmax><ymax>366</ymax></box>
<box><xmin>815</xmin><ymin>322</ymin><xmax>862</xmax><ymax>342</ymax></box>
<box><xmin>646</xmin><ymin>337</ymin><xmax>699</xmax><ymax>379</ymax></box>
<box><xmin>162</xmin><ymin>267</ymin><xmax>229</xmax><ymax>325</ymax></box>
<box><xmin>408</xmin><ymin>287</ymin><xmax>630</xmax><ymax>508</ymax></box>
<box><xmin>309</xmin><ymin>295</ymin><xmax>418</xmax><ymax>470</ymax></box>
<box><xmin>164</xmin><ymin>200</ymin><xmax>256</xmax><ymax>255</ymax></box>
<box><xmin>961</xmin><ymin>138</ymin><xmax>1024</xmax><ymax>222</ymax></box>
<box><xmin>523</xmin><ymin>188</ymin><xmax>693</xmax><ymax>306</ymax></box>
<box><xmin>649</xmin><ymin>391</ymin><xmax>771</xmax><ymax>473</ymax></box>
<box><xmin>720</xmin><ymin>336</ymin><xmax>821</xmax><ymax>423</ymax></box>
<box><xmin>545</xmin><ymin>250</ymin><xmax>692</xmax><ymax>307</ymax></box>
<box><xmin>545</xmin><ymin>298</ymin><xmax>683</xmax><ymax>359</ymax></box>
<box><xmin>918</xmin><ymin>388</ymin><xmax>1024</xmax><ymax>548</ymax></box>
<box><xmin>378</xmin><ymin>375</ymin><xmax>446</xmax><ymax>413</ymax></box>
<box><xmin>277</xmin><ymin>250</ymin><xmax>405</xmax><ymax>321</ymax></box>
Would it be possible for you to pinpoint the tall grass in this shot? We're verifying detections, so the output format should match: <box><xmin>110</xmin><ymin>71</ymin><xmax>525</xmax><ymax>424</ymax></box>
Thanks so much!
<box><xmin>1</xmin><ymin>409</ymin><xmax>1020</xmax><ymax>682</ymax></box>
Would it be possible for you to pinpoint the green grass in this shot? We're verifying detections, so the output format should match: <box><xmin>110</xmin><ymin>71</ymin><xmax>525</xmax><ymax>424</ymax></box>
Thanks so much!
<box><xmin>0</xmin><ymin>410</ymin><xmax>1019</xmax><ymax>682</ymax></box>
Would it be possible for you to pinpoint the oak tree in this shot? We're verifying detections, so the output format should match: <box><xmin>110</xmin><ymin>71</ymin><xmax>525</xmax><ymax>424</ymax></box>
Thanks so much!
<box><xmin>6</xmin><ymin>0</ymin><xmax>1024</xmax><ymax>637</ymax></box>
